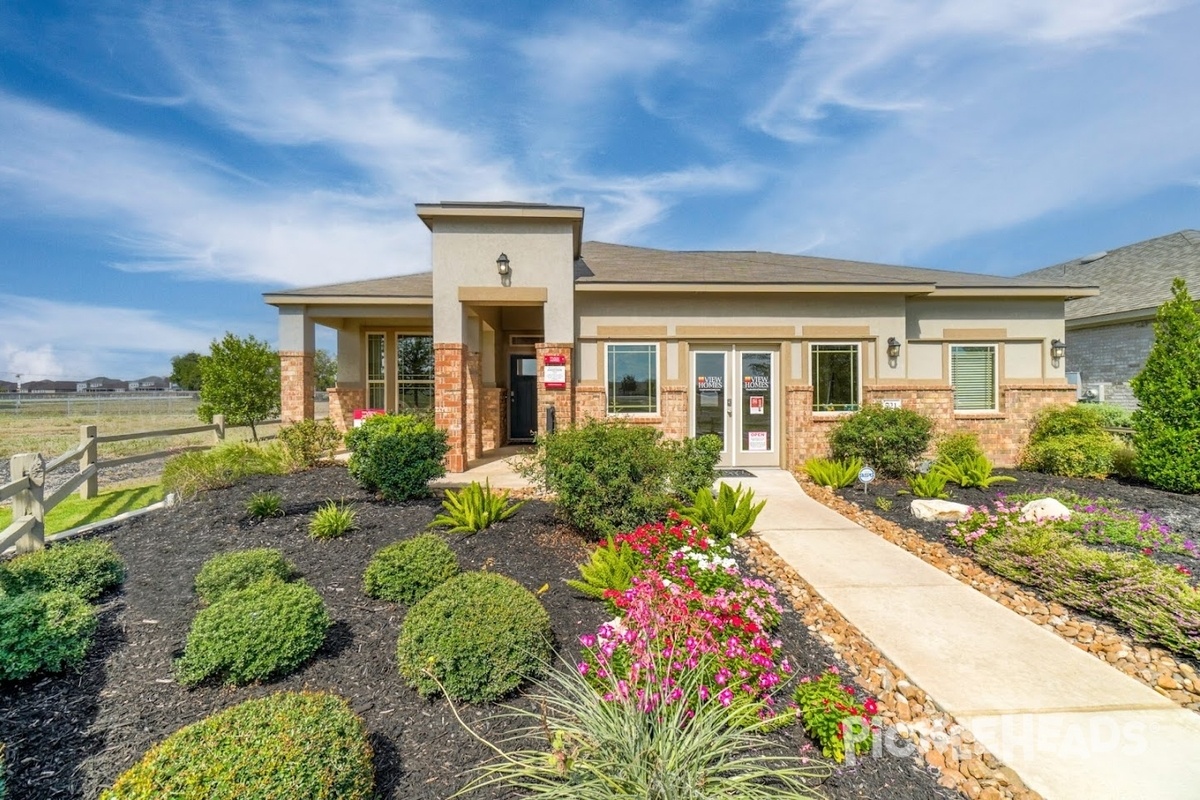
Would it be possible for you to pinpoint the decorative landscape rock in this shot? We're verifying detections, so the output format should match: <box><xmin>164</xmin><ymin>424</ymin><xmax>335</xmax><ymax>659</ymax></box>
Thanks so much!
<box><xmin>1018</xmin><ymin>498</ymin><xmax>1072</xmax><ymax>523</ymax></box>
<box><xmin>911</xmin><ymin>499</ymin><xmax>973</xmax><ymax>522</ymax></box>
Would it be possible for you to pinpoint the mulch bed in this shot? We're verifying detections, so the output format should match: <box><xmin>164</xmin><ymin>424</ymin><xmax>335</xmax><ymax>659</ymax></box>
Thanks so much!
<box><xmin>2</xmin><ymin>466</ymin><xmax>954</xmax><ymax>800</ymax></box>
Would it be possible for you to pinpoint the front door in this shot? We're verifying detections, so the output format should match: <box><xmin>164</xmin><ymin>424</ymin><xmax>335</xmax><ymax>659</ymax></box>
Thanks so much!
<box><xmin>691</xmin><ymin>347</ymin><xmax>778</xmax><ymax>468</ymax></box>
<box><xmin>509</xmin><ymin>355</ymin><xmax>538</xmax><ymax>442</ymax></box>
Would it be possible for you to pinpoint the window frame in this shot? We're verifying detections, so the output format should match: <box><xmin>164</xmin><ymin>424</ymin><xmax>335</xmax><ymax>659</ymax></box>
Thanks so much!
<box><xmin>365</xmin><ymin>331</ymin><xmax>387</xmax><ymax>411</ymax></box>
<box><xmin>809</xmin><ymin>341</ymin><xmax>862</xmax><ymax>414</ymax></box>
<box><xmin>605</xmin><ymin>342</ymin><xmax>660</xmax><ymax>416</ymax></box>
<box><xmin>949</xmin><ymin>343</ymin><xmax>998</xmax><ymax>412</ymax></box>
<box><xmin>395</xmin><ymin>333</ymin><xmax>434</xmax><ymax>413</ymax></box>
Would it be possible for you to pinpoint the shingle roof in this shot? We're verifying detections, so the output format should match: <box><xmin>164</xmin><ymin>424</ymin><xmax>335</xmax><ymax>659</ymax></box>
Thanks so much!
<box><xmin>575</xmin><ymin>241</ymin><xmax>1088</xmax><ymax>290</ymax></box>
<box><xmin>1019</xmin><ymin>230</ymin><xmax>1200</xmax><ymax>321</ymax></box>
<box><xmin>266</xmin><ymin>272</ymin><xmax>433</xmax><ymax>299</ymax></box>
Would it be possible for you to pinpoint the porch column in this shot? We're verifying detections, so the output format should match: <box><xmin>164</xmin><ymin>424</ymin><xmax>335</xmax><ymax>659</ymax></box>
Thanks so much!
<box><xmin>327</xmin><ymin>328</ymin><xmax>363</xmax><ymax>434</ymax></box>
<box><xmin>535</xmin><ymin>342</ymin><xmax>574</xmax><ymax>436</ymax></box>
<box><xmin>278</xmin><ymin>307</ymin><xmax>315</xmax><ymax>424</ymax></box>
<box><xmin>435</xmin><ymin>343</ymin><xmax>468</xmax><ymax>472</ymax></box>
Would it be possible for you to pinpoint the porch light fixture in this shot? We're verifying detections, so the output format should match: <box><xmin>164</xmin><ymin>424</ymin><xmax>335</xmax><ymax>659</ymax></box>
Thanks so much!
<box><xmin>886</xmin><ymin>337</ymin><xmax>902</xmax><ymax>360</ymax></box>
<box><xmin>1050</xmin><ymin>338</ymin><xmax>1066</xmax><ymax>364</ymax></box>
<box><xmin>496</xmin><ymin>253</ymin><xmax>511</xmax><ymax>276</ymax></box>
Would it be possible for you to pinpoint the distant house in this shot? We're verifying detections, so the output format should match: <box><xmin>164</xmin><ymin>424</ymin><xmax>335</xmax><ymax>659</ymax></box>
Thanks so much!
<box><xmin>1020</xmin><ymin>230</ymin><xmax>1200</xmax><ymax>409</ymax></box>
<box><xmin>0</xmin><ymin>380</ymin><xmax>15</xmax><ymax>393</ymax></box>
<box><xmin>128</xmin><ymin>376</ymin><xmax>169</xmax><ymax>391</ymax></box>
<box><xmin>24</xmin><ymin>380</ymin><xmax>78</xmax><ymax>393</ymax></box>
<box><xmin>76</xmin><ymin>377</ymin><xmax>127</xmax><ymax>393</ymax></box>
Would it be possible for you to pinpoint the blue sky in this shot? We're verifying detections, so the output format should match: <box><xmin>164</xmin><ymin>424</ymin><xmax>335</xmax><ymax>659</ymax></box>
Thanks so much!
<box><xmin>2</xmin><ymin>0</ymin><xmax>1199</xmax><ymax>381</ymax></box>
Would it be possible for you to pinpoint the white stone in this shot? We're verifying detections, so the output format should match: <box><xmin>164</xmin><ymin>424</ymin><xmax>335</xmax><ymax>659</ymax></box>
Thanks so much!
<box><xmin>1019</xmin><ymin>498</ymin><xmax>1072</xmax><ymax>523</ymax></box>
<box><xmin>911</xmin><ymin>499</ymin><xmax>973</xmax><ymax>521</ymax></box>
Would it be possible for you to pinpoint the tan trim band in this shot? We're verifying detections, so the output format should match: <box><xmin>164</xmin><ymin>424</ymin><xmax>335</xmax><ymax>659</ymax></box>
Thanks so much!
<box><xmin>458</xmin><ymin>286</ymin><xmax>547</xmax><ymax>305</ymax></box>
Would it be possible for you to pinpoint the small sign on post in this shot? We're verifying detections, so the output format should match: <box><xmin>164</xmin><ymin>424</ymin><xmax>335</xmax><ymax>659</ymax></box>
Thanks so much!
<box><xmin>858</xmin><ymin>465</ymin><xmax>876</xmax><ymax>494</ymax></box>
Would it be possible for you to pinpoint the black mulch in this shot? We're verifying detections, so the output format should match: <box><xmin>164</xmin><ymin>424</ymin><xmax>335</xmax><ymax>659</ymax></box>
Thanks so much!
<box><xmin>1</xmin><ymin>466</ymin><xmax>955</xmax><ymax>800</ymax></box>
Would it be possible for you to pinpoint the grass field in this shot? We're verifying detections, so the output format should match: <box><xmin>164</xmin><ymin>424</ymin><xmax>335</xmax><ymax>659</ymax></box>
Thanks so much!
<box><xmin>0</xmin><ymin>479</ymin><xmax>164</xmax><ymax>536</ymax></box>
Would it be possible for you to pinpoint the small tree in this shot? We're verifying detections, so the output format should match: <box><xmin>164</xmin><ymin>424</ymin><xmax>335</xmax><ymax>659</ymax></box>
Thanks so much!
<box><xmin>1130</xmin><ymin>278</ymin><xmax>1200</xmax><ymax>493</ymax></box>
<box><xmin>170</xmin><ymin>352</ymin><xmax>204</xmax><ymax>391</ymax></box>
<box><xmin>198</xmin><ymin>333</ymin><xmax>281</xmax><ymax>441</ymax></box>
<box><xmin>314</xmin><ymin>349</ymin><xmax>337</xmax><ymax>391</ymax></box>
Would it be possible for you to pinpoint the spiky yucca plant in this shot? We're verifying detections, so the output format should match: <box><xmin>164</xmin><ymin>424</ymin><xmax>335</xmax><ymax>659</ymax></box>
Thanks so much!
<box><xmin>679</xmin><ymin>483</ymin><xmax>766</xmax><ymax>545</ymax></box>
<box><xmin>934</xmin><ymin>454</ymin><xmax>1016</xmax><ymax>489</ymax></box>
<box><xmin>428</xmin><ymin>480</ymin><xmax>525</xmax><ymax>534</ymax></box>
<box><xmin>802</xmin><ymin>457</ymin><xmax>863</xmax><ymax>489</ymax></box>
<box><xmin>565</xmin><ymin>535</ymin><xmax>641</xmax><ymax>608</ymax></box>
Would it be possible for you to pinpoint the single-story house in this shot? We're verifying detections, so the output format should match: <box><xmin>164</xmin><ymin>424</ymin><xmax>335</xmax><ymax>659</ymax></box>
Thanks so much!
<box><xmin>264</xmin><ymin>202</ymin><xmax>1096</xmax><ymax>472</ymax></box>
<box><xmin>1019</xmin><ymin>230</ymin><xmax>1200</xmax><ymax>409</ymax></box>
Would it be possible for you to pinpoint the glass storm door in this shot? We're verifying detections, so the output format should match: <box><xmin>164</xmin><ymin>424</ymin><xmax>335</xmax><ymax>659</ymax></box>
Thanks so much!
<box><xmin>693</xmin><ymin>351</ymin><xmax>729</xmax><ymax>463</ymax></box>
<box><xmin>738</xmin><ymin>350</ymin><xmax>776</xmax><ymax>467</ymax></box>
<box><xmin>692</xmin><ymin>348</ymin><xmax>778</xmax><ymax>468</ymax></box>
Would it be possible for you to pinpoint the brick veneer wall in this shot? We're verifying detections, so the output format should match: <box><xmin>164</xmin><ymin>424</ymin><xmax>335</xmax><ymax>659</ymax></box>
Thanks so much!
<box><xmin>481</xmin><ymin>387</ymin><xmax>505</xmax><ymax>451</ymax></box>
<box><xmin>575</xmin><ymin>386</ymin><xmax>606</xmax><ymax>422</ymax></box>
<box><xmin>535</xmin><ymin>343</ymin><xmax>574</xmax><ymax>436</ymax></box>
<box><xmin>327</xmin><ymin>386</ymin><xmax>363</xmax><ymax>434</ymax></box>
<box><xmin>434</xmin><ymin>343</ymin><xmax>467</xmax><ymax>473</ymax></box>
<box><xmin>660</xmin><ymin>386</ymin><xmax>689</xmax><ymax>439</ymax></box>
<box><xmin>465</xmin><ymin>352</ymin><xmax>483</xmax><ymax>461</ymax></box>
<box><xmin>279</xmin><ymin>351</ymin><xmax>314</xmax><ymax>424</ymax></box>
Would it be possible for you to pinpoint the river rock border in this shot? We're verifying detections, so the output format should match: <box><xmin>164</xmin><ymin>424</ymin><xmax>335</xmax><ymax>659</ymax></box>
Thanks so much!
<box><xmin>799</xmin><ymin>480</ymin><xmax>1200</xmax><ymax>713</ymax></box>
<box><xmin>738</xmin><ymin>536</ymin><xmax>1039</xmax><ymax>800</ymax></box>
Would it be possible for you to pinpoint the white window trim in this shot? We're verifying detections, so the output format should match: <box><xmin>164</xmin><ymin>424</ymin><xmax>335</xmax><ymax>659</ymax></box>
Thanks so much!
<box><xmin>950</xmin><ymin>343</ymin><xmax>999</xmax><ymax>412</ymax></box>
<box><xmin>810</xmin><ymin>341</ymin><xmax>862</xmax><ymax>415</ymax></box>
<box><xmin>395</xmin><ymin>333</ymin><xmax>434</xmax><ymax>413</ymax></box>
<box><xmin>605</xmin><ymin>342</ymin><xmax>661</xmax><ymax>417</ymax></box>
<box><xmin>365</xmin><ymin>331</ymin><xmax>388</xmax><ymax>411</ymax></box>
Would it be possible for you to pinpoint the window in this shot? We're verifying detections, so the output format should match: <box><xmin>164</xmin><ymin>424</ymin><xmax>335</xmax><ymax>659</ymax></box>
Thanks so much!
<box><xmin>951</xmin><ymin>345</ymin><xmax>997</xmax><ymax>411</ymax></box>
<box><xmin>396</xmin><ymin>334</ymin><xmax>434</xmax><ymax>412</ymax></box>
<box><xmin>606</xmin><ymin>344</ymin><xmax>658</xmax><ymax>414</ymax></box>
<box><xmin>366</xmin><ymin>333</ymin><xmax>386</xmax><ymax>410</ymax></box>
<box><xmin>811</xmin><ymin>343</ymin><xmax>860</xmax><ymax>412</ymax></box>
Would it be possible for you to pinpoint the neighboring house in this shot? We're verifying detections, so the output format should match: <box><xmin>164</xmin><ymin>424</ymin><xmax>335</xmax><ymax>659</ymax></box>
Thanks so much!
<box><xmin>264</xmin><ymin>202</ymin><xmax>1095</xmax><ymax>472</ymax></box>
<box><xmin>128</xmin><ymin>376</ymin><xmax>169</xmax><ymax>391</ymax></box>
<box><xmin>76</xmin><ymin>377</ymin><xmax>127</xmax><ymax>393</ymax></box>
<box><xmin>0</xmin><ymin>380</ymin><xmax>14</xmax><ymax>392</ymax></box>
<box><xmin>1020</xmin><ymin>230</ymin><xmax>1200</xmax><ymax>409</ymax></box>
<box><xmin>24</xmin><ymin>380</ymin><xmax>78</xmax><ymax>393</ymax></box>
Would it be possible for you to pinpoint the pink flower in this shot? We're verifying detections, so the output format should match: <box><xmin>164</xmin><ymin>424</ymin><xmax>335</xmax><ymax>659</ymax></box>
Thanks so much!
<box><xmin>577</xmin><ymin>662</ymin><xmax>589</xmax><ymax>676</ymax></box>
<box><xmin>718</xmin><ymin>688</ymin><xmax>734</xmax><ymax>707</ymax></box>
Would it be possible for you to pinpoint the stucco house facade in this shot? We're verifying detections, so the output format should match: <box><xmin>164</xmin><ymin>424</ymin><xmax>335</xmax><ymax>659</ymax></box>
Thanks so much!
<box><xmin>264</xmin><ymin>202</ymin><xmax>1095</xmax><ymax>472</ymax></box>
<box><xmin>1020</xmin><ymin>230</ymin><xmax>1200</xmax><ymax>409</ymax></box>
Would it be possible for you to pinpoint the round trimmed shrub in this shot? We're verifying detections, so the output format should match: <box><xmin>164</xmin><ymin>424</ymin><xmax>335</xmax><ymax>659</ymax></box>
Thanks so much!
<box><xmin>397</xmin><ymin>571</ymin><xmax>551</xmax><ymax>703</ymax></box>
<box><xmin>1019</xmin><ymin>404</ymin><xmax>1115</xmax><ymax>478</ymax></box>
<box><xmin>829</xmin><ymin>404</ymin><xmax>934</xmax><ymax>477</ymax></box>
<box><xmin>101</xmin><ymin>691</ymin><xmax>374</xmax><ymax>800</ymax></box>
<box><xmin>193</xmin><ymin>548</ymin><xmax>294</xmax><ymax>604</ymax></box>
<box><xmin>0</xmin><ymin>590</ymin><xmax>97</xmax><ymax>682</ymax></box>
<box><xmin>175</xmin><ymin>580</ymin><xmax>330</xmax><ymax>687</ymax></box>
<box><xmin>346</xmin><ymin>414</ymin><xmax>448</xmax><ymax>501</ymax></box>
<box><xmin>363</xmin><ymin>534</ymin><xmax>459</xmax><ymax>604</ymax></box>
<box><xmin>4</xmin><ymin>539</ymin><xmax>125</xmax><ymax>601</ymax></box>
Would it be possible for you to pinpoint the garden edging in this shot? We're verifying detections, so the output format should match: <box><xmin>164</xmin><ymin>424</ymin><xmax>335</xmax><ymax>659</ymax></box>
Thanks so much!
<box><xmin>798</xmin><ymin>478</ymin><xmax>1200</xmax><ymax>714</ymax></box>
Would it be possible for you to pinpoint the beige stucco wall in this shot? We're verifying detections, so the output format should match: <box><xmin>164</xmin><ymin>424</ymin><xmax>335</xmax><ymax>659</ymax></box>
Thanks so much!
<box><xmin>430</xmin><ymin>219</ymin><xmax>576</xmax><ymax>344</ymax></box>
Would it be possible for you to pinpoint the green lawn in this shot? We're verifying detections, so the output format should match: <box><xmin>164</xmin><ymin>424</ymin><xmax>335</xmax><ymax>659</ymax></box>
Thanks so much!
<box><xmin>1</xmin><ymin>481</ymin><xmax>164</xmax><ymax>536</ymax></box>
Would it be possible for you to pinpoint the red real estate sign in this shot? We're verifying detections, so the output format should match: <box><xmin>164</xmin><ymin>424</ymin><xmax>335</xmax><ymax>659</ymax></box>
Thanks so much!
<box><xmin>543</xmin><ymin>354</ymin><xmax>567</xmax><ymax>389</ymax></box>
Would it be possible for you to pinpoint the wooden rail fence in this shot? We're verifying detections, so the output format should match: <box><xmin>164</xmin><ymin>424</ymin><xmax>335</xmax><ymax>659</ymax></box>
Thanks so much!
<box><xmin>0</xmin><ymin>414</ymin><xmax>279</xmax><ymax>554</ymax></box>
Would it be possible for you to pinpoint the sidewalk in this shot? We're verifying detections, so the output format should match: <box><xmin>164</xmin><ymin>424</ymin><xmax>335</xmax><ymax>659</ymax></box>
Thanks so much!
<box><xmin>725</xmin><ymin>469</ymin><xmax>1200</xmax><ymax>800</ymax></box>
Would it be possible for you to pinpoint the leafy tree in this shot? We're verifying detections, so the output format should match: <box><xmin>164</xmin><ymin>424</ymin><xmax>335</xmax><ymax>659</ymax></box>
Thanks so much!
<box><xmin>197</xmin><ymin>334</ymin><xmax>281</xmax><ymax>441</ymax></box>
<box><xmin>314</xmin><ymin>349</ymin><xmax>337</xmax><ymax>391</ymax></box>
<box><xmin>1130</xmin><ymin>278</ymin><xmax>1200</xmax><ymax>493</ymax></box>
<box><xmin>170</xmin><ymin>352</ymin><xmax>204</xmax><ymax>391</ymax></box>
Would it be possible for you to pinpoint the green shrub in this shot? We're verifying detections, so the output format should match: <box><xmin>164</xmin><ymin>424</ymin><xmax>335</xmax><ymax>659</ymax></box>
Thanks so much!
<box><xmin>1090</xmin><ymin>404</ymin><xmax>1134</xmax><ymax>430</ymax></box>
<box><xmin>664</xmin><ymin>434</ymin><xmax>722</xmax><ymax>498</ymax></box>
<box><xmin>1132</xmin><ymin>278</ymin><xmax>1200</xmax><ymax>493</ymax></box>
<box><xmin>428</xmin><ymin>480</ymin><xmax>525</xmax><ymax>534</ymax></box>
<box><xmin>517</xmin><ymin>420</ymin><xmax>673</xmax><ymax>539</ymax></box>
<box><xmin>1112</xmin><ymin>444</ymin><xmax>1139</xmax><ymax>480</ymax></box>
<box><xmin>346</xmin><ymin>413</ymin><xmax>448</xmax><ymax>501</ymax></box>
<box><xmin>193</xmin><ymin>548</ymin><xmax>294</xmax><ymax>604</ymax></box>
<box><xmin>1027</xmin><ymin>403</ymin><xmax>1108</xmax><ymax>441</ymax></box>
<box><xmin>0</xmin><ymin>590</ymin><xmax>97</xmax><ymax>682</ymax></box>
<box><xmin>3</xmin><ymin>539</ymin><xmax>125</xmax><ymax>601</ymax></box>
<box><xmin>934</xmin><ymin>454</ymin><xmax>1016</xmax><ymax>489</ymax></box>
<box><xmin>904</xmin><ymin>471</ymin><xmax>950</xmax><ymax>499</ymax></box>
<box><xmin>244</xmin><ymin>490</ymin><xmax>283</xmax><ymax>519</ymax></box>
<box><xmin>802</xmin><ymin>457</ymin><xmax>862</xmax><ymax>489</ymax></box>
<box><xmin>101</xmin><ymin>691</ymin><xmax>374</xmax><ymax>800</ymax></box>
<box><xmin>794</xmin><ymin>667</ymin><xmax>878</xmax><ymax>764</ymax></box>
<box><xmin>1020</xmin><ymin>434</ymin><xmax>1114</xmax><ymax>478</ymax></box>
<box><xmin>934</xmin><ymin>432</ymin><xmax>985</xmax><ymax>465</ymax></box>
<box><xmin>397</xmin><ymin>571</ymin><xmax>551</xmax><ymax>703</ymax></box>
<box><xmin>828</xmin><ymin>404</ymin><xmax>934</xmax><ymax>477</ymax></box>
<box><xmin>565</xmin><ymin>534</ymin><xmax>641</xmax><ymax>607</ymax></box>
<box><xmin>678</xmin><ymin>483</ymin><xmax>766</xmax><ymax>545</ymax></box>
<box><xmin>309</xmin><ymin>500</ymin><xmax>357</xmax><ymax>539</ymax></box>
<box><xmin>278</xmin><ymin>418</ymin><xmax>342</xmax><ymax>468</ymax></box>
<box><xmin>175</xmin><ymin>580</ymin><xmax>330</xmax><ymax>686</ymax></box>
<box><xmin>162</xmin><ymin>442</ymin><xmax>290</xmax><ymax>500</ymax></box>
<box><xmin>363</xmin><ymin>534</ymin><xmax>459</xmax><ymax>604</ymax></box>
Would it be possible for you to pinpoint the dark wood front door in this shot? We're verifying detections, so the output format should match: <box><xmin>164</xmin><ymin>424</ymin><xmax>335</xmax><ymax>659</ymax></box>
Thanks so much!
<box><xmin>509</xmin><ymin>355</ymin><xmax>538</xmax><ymax>442</ymax></box>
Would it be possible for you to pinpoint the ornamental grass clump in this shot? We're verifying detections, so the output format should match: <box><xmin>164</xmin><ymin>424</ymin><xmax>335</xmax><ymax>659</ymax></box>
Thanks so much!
<box><xmin>102</xmin><ymin>691</ymin><xmax>374</xmax><ymax>800</ymax></box>
<box><xmin>162</xmin><ymin>441</ymin><xmax>290</xmax><ymax>500</ymax></box>
<box><xmin>193</xmin><ymin>548</ymin><xmax>294</xmax><ymax>604</ymax></box>
<box><xmin>2</xmin><ymin>539</ymin><xmax>125</xmax><ymax>601</ymax></box>
<box><xmin>309</xmin><ymin>500</ymin><xmax>357</xmax><ymax>539</ymax></box>
<box><xmin>363</xmin><ymin>534</ymin><xmax>459</xmax><ymax>605</ymax></box>
<box><xmin>0</xmin><ymin>590</ymin><xmax>97</xmax><ymax>682</ymax></box>
<box><xmin>244</xmin><ymin>490</ymin><xmax>284</xmax><ymax>520</ymax></box>
<box><xmin>793</xmin><ymin>666</ymin><xmax>879</xmax><ymax>764</ymax></box>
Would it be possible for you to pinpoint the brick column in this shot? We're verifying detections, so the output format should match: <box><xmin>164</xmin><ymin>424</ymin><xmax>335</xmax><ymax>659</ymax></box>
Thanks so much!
<box><xmin>326</xmin><ymin>385</ymin><xmax>363</xmax><ymax>434</ymax></box>
<box><xmin>279</xmin><ymin>351</ymin><xmax>314</xmax><ymax>424</ymax></box>
<box><xmin>535</xmin><ymin>343</ymin><xmax>574</xmax><ymax>436</ymax></box>
<box><xmin>481</xmin><ymin>387</ymin><xmax>505</xmax><ymax>452</ymax></box>
<box><xmin>465</xmin><ymin>352</ymin><xmax>483</xmax><ymax>461</ymax></box>
<box><xmin>435</xmin><ymin>343</ymin><xmax>468</xmax><ymax>473</ymax></box>
<box><xmin>784</xmin><ymin>385</ymin><xmax>816</xmax><ymax>467</ymax></box>
<box><xmin>660</xmin><ymin>386</ymin><xmax>689</xmax><ymax>439</ymax></box>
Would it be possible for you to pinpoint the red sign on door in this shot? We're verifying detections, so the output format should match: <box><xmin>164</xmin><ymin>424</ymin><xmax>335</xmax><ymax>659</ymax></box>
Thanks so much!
<box><xmin>543</xmin><ymin>354</ymin><xmax>567</xmax><ymax>390</ymax></box>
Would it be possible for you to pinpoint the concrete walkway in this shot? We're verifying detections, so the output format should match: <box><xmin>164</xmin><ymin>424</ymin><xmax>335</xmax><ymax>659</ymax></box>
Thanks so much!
<box><xmin>723</xmin><ymin>469</ymin><xmax>1200</xmax><ymax>800</ymax></box>
<box><xmin>429</xmin><ymin>446</ymin><xmax>535</xmax><ymax>491</ymax></box>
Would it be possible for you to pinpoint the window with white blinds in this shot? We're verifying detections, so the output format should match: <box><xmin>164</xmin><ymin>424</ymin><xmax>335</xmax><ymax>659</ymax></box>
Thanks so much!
<box><xmin>950</xmin><ymin>345</ymin><xmax>997</xmax><ymax>411</ymax></box>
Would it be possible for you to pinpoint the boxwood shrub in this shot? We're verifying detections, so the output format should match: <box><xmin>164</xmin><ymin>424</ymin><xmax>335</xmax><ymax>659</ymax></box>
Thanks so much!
<box><xmin>0</xmin><ymin>590</ymin><xmax>97</xmax><ymax>682</ymax></box>
<box><xmin>3</xmin><ymin>539</ymin><xmax>125</xmax><ymax>601</ymax></box>
<box><xmin>175</xmin><ymin>580</ymin><xmax>330</xmax><ymax>687</ymax></box>
<box><xmin>346</xmin><ymin>414</ymin><xmax>448</xmax><ymax>501</ymax></box>
<box><xmin>1018</xmin><ymin>404</ymin><xmax>1115</xmax><ymax>478</ymax></box>
<box><xmin>829</xmin><ymin>404</ymin><xmax>934</xmax><ymax>477</ymax></box>
<box><xmin>193</xmin><ymin>548</ymin><xmax>294</xmax><ymax>604</ymax></box>
<box><xmin>397</xmin><ymin>571</ymin><xmax>551</xmax><ymax>703</ymax></box>
<box><xmin>101</xmin><ymin>691</ymin><xmax>373</xmax><ymax>800</ymax></box>
<box><xmin>363</xmin><ymin>534</ymin><xmax>459</xmax><ymax>605</ymax></box>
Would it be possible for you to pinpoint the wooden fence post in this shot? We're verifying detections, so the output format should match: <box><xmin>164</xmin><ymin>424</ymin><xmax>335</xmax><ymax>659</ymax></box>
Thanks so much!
<box><xmin>80</xmin><ymin>424</ymin><xmax>98</xmax><ymax>499</ymax></box>
<box><xmin>213</xmin><ymin>414</ymin><xmax>226</xmax><ymax>445</ymax></box>
<box><xmin>11</xmin><ymin>453</ymin><xmax>45</xmax><ymax>553</ymax></box>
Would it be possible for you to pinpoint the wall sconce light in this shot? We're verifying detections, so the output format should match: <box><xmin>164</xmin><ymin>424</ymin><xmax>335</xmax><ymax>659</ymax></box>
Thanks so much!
<box><xmin>886</xmin><ymin>337</ymin><xmax>902</xmax><ymax>360</ymax></box>
<box><xmin>1050</xmin><ymin>338</ymin><xmax>1066</xmax><ymax>365</ymax></box>
<box><xmin>496</xmin><ymin>253</ymin><xmax>511</xmax><ymax>277</ymax></box>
